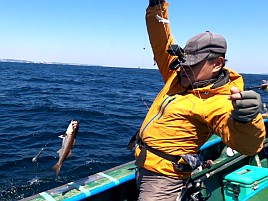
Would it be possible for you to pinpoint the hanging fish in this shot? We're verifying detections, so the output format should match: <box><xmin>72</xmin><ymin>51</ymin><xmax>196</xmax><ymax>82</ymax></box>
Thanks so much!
<box><xmin>52</xmin><ymin>120</ymin><xmax>79</xmax><ymax>176</ymax></box>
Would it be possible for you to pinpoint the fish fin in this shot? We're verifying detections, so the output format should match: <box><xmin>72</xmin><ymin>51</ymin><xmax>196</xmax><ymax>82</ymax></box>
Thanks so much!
<box><xmin>67</xmin><ymin>150</ymin><xmax>72</xmax><ymax>158</ymax></box>
<box><xmin>58</xmin><ymin>133</ymin><xmax>67</xmax><ymax>139</ymax></box>
<box><xmin>57</xmin><ymin>149</ymin><xmax>63</xmax><ymax>157</ymax></box>
<box><xmin>51</xmin><ymin>163</ymin><xmax>62</xmax><ymax>176</ymax></box>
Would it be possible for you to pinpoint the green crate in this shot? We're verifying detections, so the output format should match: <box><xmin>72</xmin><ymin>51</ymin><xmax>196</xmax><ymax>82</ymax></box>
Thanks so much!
<box><xmin>223</xmin><ymin>165</ymin><xmax>268</xmax><ymax>201</ymax></box>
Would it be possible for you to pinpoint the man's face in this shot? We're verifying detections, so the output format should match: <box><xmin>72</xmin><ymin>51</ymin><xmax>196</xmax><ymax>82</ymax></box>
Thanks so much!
<box><xmin>179</xmin><ymin>59</ymin><xmax>216</xmax><ymax>88</ymax></box>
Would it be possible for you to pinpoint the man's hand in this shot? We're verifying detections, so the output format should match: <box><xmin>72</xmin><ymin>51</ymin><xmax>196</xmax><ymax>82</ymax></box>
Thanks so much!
<box><xmin>228</xmin><ymin>87</ymin><xmax>262</xmax><ymax>122</ymax></box>
<box><xmin>149</xmin><ymin>0</ymin><xmax>165</xmax><ymax>7</ymax></box>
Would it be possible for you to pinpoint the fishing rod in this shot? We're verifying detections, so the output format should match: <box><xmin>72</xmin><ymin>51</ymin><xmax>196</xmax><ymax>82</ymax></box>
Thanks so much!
<box><xmin>246</xmin><ymin>83</ymin><xmax>268</xmax><ymax>91</ymax></box>
<box><xmin>186</xmin><ymin>154</ymin><xmax>248</xmax><ymax>201</ymax></box>
<box><xmin>141</xmin><ymin>98</ymin><xmax>150</xmax><ymax>110</ymax></box>
<box><xmin>127</xmin><ymin>98</ymin><xmax>151</xmax><ymax>151</ymax></box>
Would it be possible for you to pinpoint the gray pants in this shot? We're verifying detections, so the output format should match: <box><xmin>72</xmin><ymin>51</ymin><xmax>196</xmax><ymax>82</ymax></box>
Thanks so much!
<box><xmin>136</xmin><ymin>168</ymin><xmax>188</xmax><ymax>201</ymax></box>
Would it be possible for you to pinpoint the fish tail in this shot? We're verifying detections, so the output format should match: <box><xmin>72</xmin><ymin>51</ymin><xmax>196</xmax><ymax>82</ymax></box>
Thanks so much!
<box><xmin>51</xmin><ymin>163</ymin><xmax>62</xmax><ymax>176</ymax></box>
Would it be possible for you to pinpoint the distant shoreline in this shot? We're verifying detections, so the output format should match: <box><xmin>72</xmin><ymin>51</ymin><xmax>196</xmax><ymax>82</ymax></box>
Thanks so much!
<box><xmin>0</xmin><ymin>59</ymin><xmax>267</xmax><ymax>74</ymax></box>
<box><xmin>0</xmin><ymin>59</ymin><xmax>157</xmax><ymax>70</ymax></box>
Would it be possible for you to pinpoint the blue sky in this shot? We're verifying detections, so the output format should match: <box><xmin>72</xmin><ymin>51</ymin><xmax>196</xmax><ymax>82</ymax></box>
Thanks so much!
<box><xmin>0</xmin><ymin>0</ymin><xmax>267</xmax><ymax>74</ymax></box>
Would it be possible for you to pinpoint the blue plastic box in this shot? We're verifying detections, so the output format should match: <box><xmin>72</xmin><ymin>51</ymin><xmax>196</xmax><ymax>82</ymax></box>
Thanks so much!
<box><xmin>223</xmin><ymin>165</ymin><xmax>268</xmax><ymax>201</ymax></box>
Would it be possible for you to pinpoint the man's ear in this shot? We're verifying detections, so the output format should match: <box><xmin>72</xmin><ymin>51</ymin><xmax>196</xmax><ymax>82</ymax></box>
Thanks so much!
<box><xmin>212</xmin><ymin>57</ymin><xmax>225</xmax><ymax>73</ymax></box>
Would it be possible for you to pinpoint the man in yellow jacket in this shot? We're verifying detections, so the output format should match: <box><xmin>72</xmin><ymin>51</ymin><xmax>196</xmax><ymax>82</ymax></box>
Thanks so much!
<box><xmin>134</xmin><ymin>1</ymin><xmax>266</xmax><ymax>200</ymax></box>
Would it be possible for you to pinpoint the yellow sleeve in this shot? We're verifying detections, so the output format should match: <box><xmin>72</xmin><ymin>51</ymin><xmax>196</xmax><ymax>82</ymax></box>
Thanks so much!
<box><xmin>146</xmin><ymin>2</ymin><xmax>177</xmax><ymax>83</ymax></box>
<box><xmin>206</xmin><ymin>71</ymin><xmax>265</xmax><ymax>156</ymax></box>
<box><xmin>216</xmin><ymin>114</ymin><xmax>266</xmax><ymax>156</ymax></box>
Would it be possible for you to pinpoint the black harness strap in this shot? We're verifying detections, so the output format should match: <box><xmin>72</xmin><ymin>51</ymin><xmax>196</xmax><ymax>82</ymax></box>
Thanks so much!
<box><xmin>129</xmin><ymin>132</ymin><xmax>196</xmax><ymax>172</ymax></box>
<box><xmin>136</xmin><ymin>140</ymin><xmax>193</xmax><ymax>172</ymax></box>
<box><xmin>144</xmin><ymin>142</ymin><xmax>181</xmax><ymax>163</ymax></box>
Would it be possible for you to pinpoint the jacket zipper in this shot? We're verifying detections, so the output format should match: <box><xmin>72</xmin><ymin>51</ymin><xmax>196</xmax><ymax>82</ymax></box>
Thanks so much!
<box><xmin>157</xmin><ymin>96</ymin><xmax>176</xmax><ymax>120</ymax></box>
<box><xmin>141</xmin><ymin>96</ymin><xmax>176</xmax><ymax>138</ymax></box>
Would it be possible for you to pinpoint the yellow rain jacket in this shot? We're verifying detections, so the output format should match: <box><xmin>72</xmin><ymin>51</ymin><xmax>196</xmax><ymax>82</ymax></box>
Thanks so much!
<box><xmin>135</xmin><ymin>2</ymin><xmax>266</xmax><ymax>179</ymax></box>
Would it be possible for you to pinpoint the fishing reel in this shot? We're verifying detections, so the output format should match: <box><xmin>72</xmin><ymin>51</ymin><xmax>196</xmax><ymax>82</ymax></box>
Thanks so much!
<box><xmin>183</xmin><ymin>180</ymin><xmax>211</xmax><ymax>201</ymax></box>
<box><xmin>167</xmin><ymin>44</ymin><xmax>186</xmax><ymax>70</ymax></box>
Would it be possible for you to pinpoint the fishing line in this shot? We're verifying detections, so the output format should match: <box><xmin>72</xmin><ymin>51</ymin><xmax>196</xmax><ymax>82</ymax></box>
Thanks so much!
<box><xmin>153</xmin><ymin>0</ymin><xmax>205</xmax><ymax>102</ymax></box>
<box><xmin>152</xmin><ymin>0</ymin><xmax>214</xmax><ymax>143</ymax></box>
<box><xmin>32</xmin><ymin>132</ymin><xmax>55</xmax><ymax>162</ymax></box>
<box><xmin>154</xmin><ymin>1</ymin><xmax>202</xmax><ymax>97</ymax></box>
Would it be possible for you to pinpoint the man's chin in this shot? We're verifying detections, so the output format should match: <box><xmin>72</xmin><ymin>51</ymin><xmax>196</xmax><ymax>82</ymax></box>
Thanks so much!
<box><xmin>178</xmin><ymin>72</ymin><xmax>192</xmax><ymax>88</ymax></box>
<box><xmin>180</xmin><ymin>79</ymin><xmax>191</xmax><ymax>88</ymax></box>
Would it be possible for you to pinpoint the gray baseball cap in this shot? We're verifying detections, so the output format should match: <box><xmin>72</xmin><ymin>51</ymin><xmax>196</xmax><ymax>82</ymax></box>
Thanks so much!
<box><xmin>181</xmin><ymin>31</ymin><xmax>227</xmax><ymax>66</ymax></box>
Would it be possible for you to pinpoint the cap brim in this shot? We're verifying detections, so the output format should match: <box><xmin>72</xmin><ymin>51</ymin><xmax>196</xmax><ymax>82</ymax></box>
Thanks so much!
<box><xmin>181</xmin><ymin>52</ymin><xmax>209</xmax><ymax>66</ymax></box>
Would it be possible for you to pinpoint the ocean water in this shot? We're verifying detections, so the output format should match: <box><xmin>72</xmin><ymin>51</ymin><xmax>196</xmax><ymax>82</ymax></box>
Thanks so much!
<box><xmin>0</xmin><ymin>62</ymin><xmax>267</xmax><ymax>200</ymax></box>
